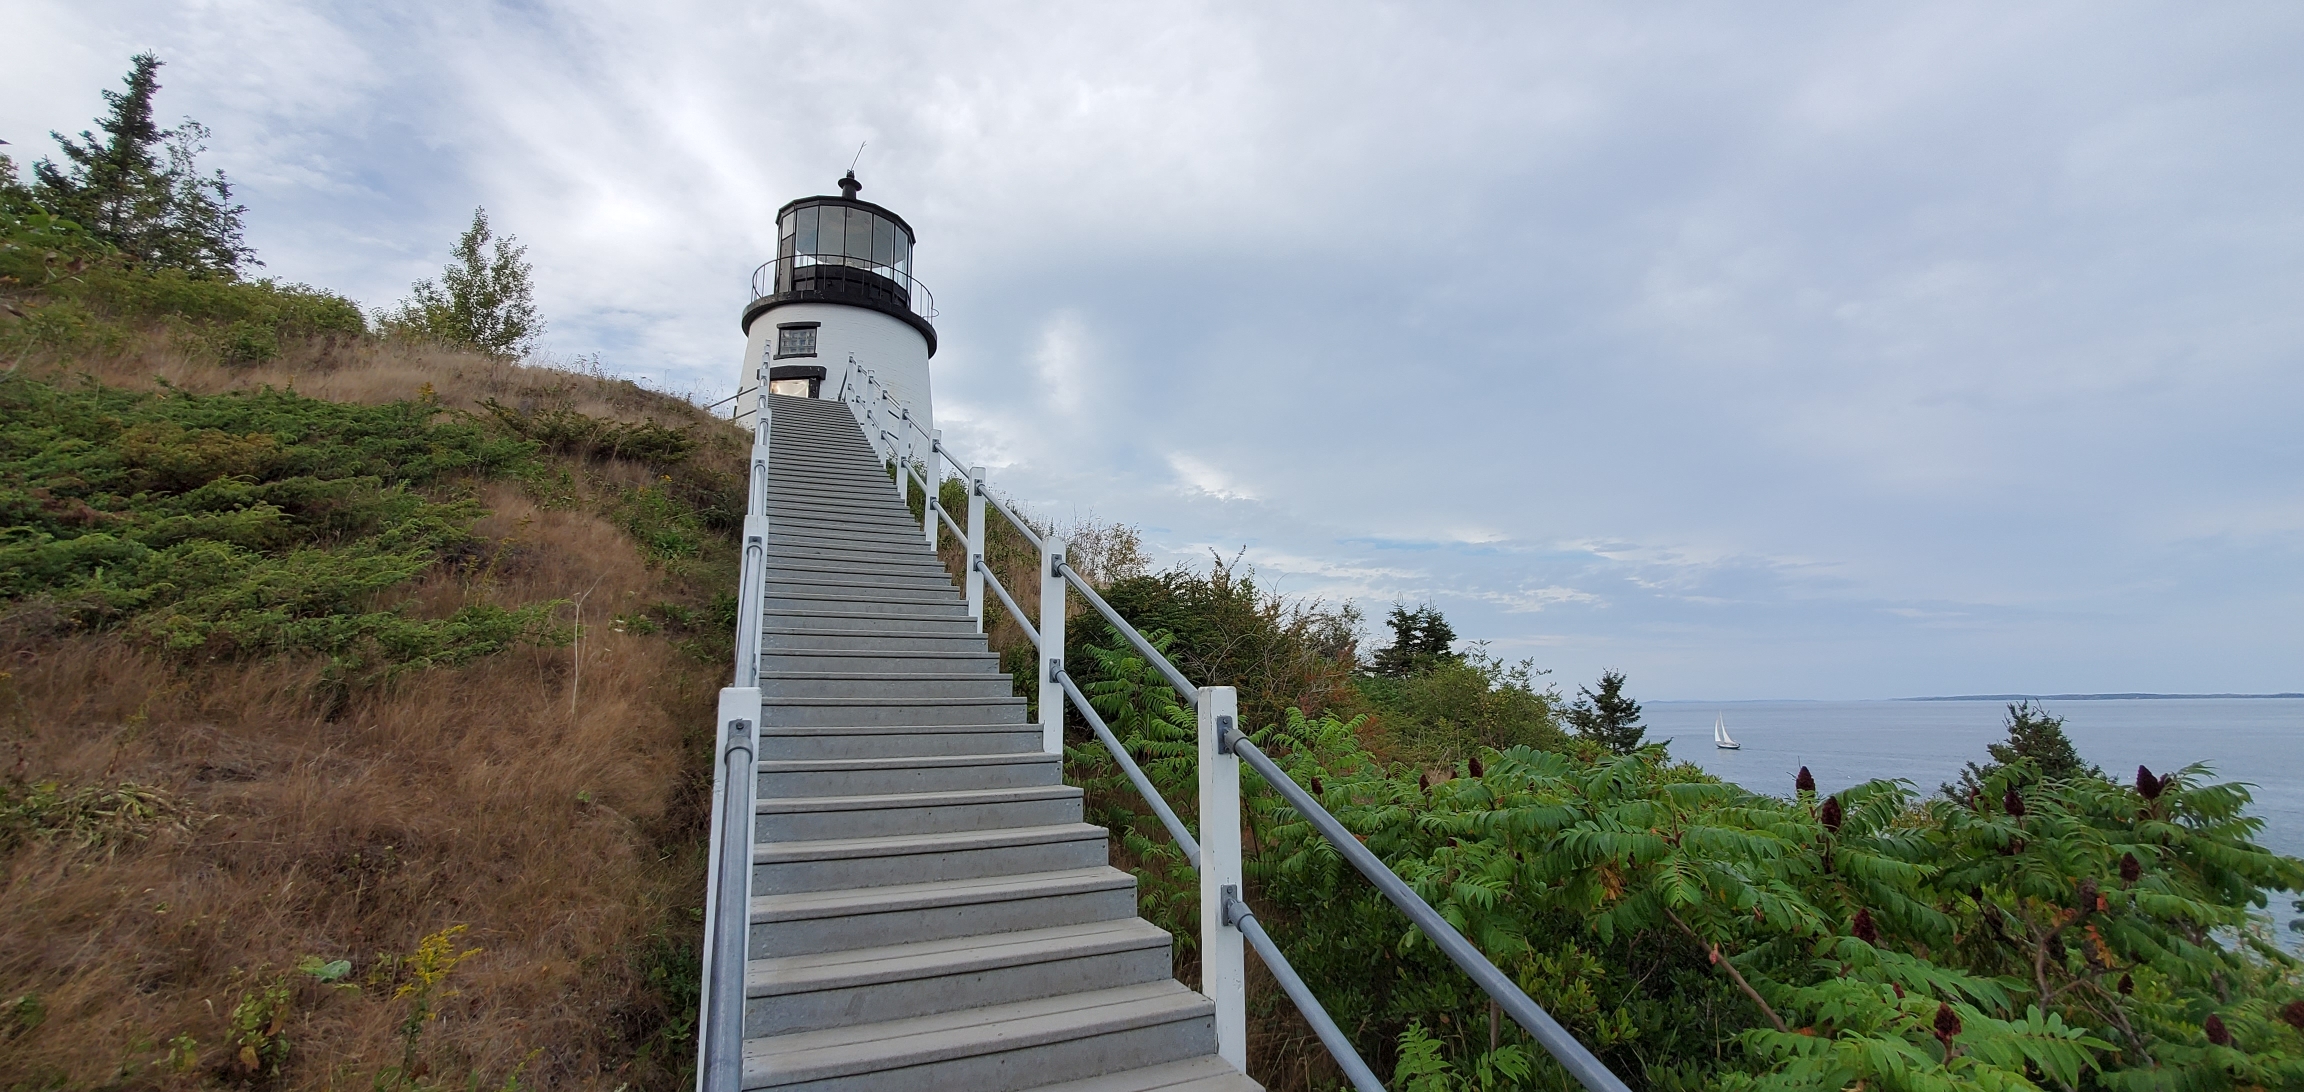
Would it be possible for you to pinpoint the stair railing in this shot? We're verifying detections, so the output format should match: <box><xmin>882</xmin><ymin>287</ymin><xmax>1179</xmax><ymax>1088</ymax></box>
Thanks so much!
<box><xmin>823</xmin><ymin>365</ymin><xmax>1634</xmax><ymax>1092</ymax></box>
<box><xmin>697</xmin><ymin>349</ymin><xmax>775</xmax><ymax>1092</ymax></box>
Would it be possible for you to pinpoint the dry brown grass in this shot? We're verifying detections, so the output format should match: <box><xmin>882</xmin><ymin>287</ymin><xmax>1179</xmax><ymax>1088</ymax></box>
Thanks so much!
<box><xmin>32</xmin><ymin>329</ymin><xmax>727</xmax><ymax>434</ymax></box>
<box><xmin>1</xmin><ymin>329</ymin><xmax>740</xmax><ymax>1089</ymax></box>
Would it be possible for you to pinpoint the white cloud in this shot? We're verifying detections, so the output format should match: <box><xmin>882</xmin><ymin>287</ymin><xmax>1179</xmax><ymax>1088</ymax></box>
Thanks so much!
<box><xmin>8</xmin><ymin>0</ymin><xmax>2302</xmax><ymax>698</ymax></box>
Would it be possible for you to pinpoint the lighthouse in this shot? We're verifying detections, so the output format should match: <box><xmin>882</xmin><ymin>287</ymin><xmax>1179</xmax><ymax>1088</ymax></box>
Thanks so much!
<box><xmin>737</xmin><ymin>171</ymin><xmax>936</xmax><ymax>440</ymax></box>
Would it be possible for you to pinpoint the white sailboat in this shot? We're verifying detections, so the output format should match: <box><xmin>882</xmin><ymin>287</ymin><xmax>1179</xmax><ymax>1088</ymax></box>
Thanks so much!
<box><xmin>1713</xmin><ymin>714</ymin><xmax>1741</xmax><ymax>750</ymax></box>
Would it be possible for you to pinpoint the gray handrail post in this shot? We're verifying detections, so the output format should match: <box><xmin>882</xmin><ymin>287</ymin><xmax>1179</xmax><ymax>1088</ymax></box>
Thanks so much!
<box><xmin>965</xmin><ymin>467</ymin><xmax>986</xmax><ymax>631</ymax></box>
<box><xmin>1038</xmin><ymin>537</ymin><xmax>1066</xmax><ymax>755</ymax></box>
<box><xmin>699</xmin><ymin>688</ymin><xmax>759</xmax><ymax>1092</ymax></box>
<box><xmin>925</xmin><ymin>430</ymin><xmax>942</xmax><ymax>548</ymax></box>
<box><xmin>700</xmin><ymin>349</ymin><xmax>771</xmax><ymax>1092</ymax></box>
<box><xmin>1198</xmin><ymin>686</ymin><xmax>1247</xmax><ymax>1069</ymax></box>
<box><xmin>895</xmin><ymin>408</ymin><xmax>912</xmax><ymax>506</ymax></box>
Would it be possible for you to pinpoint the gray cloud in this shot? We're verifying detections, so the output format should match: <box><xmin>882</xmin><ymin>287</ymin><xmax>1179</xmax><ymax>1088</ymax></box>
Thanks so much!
<box><xmin>8</xmin><ymin>1</ymin><xmax>2300</xmax><ymax>698</ymax></box>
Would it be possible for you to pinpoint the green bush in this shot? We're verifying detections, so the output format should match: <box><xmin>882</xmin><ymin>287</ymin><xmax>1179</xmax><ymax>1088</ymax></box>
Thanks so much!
<box><xmin>0</xmin><ymin>375</ymin><xmax>551</xmax><ymax>684</ymax></box>
<box><xmin>1080</xmin><ymin>641</ymin><xmax>2304</xmax><ymax>1090</ymax></box>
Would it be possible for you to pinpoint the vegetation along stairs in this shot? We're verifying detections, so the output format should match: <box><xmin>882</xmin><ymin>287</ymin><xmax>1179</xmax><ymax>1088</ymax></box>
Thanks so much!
<box><xmin>743</xmin><ymin>393</ymin><xmax>1260</xmax><ymax>1092</ymax></box>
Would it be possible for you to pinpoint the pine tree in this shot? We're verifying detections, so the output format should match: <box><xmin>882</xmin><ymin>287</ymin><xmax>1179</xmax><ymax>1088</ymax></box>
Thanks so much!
<box><xmin>1566</xmin><ymin>669</ymin><xmax>1645</xmax><ymax>753</ymax></box>
<box><xmin>27</xmin><ymin>53</ymin><xmax>253</xmax><ymax>275</ymax></box>
<box><xmin>1943</xmin><ymin>700</ymin><xmax>2101</xmax><ymax>798</ymax></box>
<box><xmin>1370</xmin><ymin>603</ymin><xmax>1458</xmax><ymax>678</ymax></box>
<box><xmin>385</xmin><ymin>207</ymin><xmax>542</xmax><ymax>358</ymax></box>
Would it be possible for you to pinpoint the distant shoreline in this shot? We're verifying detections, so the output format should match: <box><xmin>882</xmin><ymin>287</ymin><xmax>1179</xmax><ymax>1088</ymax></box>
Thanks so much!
<box><xmin>1650</xmin><ymin>693</ymin><xmax>2304</xmax><ymax>704</ymax></box>
<box><xmin>1904</xmin><ymin>693</ymin><xmax>2304</xmax><ymax>702</ymax></box>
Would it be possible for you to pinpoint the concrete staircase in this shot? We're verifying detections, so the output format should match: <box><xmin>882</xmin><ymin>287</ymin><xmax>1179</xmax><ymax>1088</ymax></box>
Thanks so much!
<box><xmin>744</xmin><ymin>394</ymin><xmax>1259</xmax><ymax>1092</ymax></box>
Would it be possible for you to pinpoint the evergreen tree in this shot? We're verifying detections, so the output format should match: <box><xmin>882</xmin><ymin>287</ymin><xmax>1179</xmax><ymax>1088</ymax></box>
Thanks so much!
<box><xmin>26</xmin><ymin>53</ymin><xmax>253</xmax><ymax>275</ymax></box>
<box><xmin>1565</xmin><ymin>669</ymin><xmax>1645</xmax><ymax>753</ymax></box>
<box><xmin>1942</xmin><ymin>700</ymin><xmax>2101</xmax><ymax>799</ymax></box>
<box><xmin>1370</xmin><ymin>603</ymin><xmax>1458</xmax><ymax>678</ymax></box>
<box><xmin>385</xmin><ymin>207</ymin><xmax>542</xmax><ymax>358</ymax></box>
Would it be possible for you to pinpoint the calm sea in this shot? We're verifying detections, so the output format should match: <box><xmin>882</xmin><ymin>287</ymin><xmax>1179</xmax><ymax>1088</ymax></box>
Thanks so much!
<box><xmin>1647</xmin><ymin>697</ymin><xmax>2304</xmax><ymax>943</ymax></box>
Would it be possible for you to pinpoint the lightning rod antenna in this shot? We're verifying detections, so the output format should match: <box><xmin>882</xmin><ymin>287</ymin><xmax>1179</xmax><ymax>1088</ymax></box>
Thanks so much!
<box><xmin>849</xmin><ymin>141</ymin><xmax>867</xmax><ymax>173</ymax></box>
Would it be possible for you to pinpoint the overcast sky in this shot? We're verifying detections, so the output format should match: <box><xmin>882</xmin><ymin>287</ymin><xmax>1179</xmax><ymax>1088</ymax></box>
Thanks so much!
<box><xmin>9</xmin><ymin>2</ymin><xmax>2301</xmax><ymax>700</ymax></box>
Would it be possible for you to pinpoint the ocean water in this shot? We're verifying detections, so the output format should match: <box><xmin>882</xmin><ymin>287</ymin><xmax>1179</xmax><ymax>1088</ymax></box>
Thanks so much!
<box><xmin>1647</xmin><ymin>697</ymin><xmax>2304</xmax><ymax>943</ymax></box>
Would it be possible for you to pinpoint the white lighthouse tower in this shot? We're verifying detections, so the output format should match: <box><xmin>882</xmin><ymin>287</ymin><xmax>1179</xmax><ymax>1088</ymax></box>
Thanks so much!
<box><xmin>736</xmin><ymin>171</ymin><xmax>936</xmax><ymax>440</ymax></box>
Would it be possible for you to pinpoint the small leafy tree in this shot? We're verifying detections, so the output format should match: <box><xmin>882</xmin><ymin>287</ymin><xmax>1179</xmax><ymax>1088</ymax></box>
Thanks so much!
<box><xmin>1371</xmin><ymin>603</ymin><xmax>1459</xmax><ymax>678</ymax></box>
<box><xmin>21</xmin><ymin>53</ymin><xmax>254</xmax><ymax>276</ymax></box>
<box><xmin>1566</xmin><ymin>669</ymin><xmax>1646</xmax><ymax>753</ymax></box>
<box><xmin>385</xmin><ymin>207</ymin><xmax>542</xmax><ymax>358</ymax></box>
<box><xmin>1943</xmin><ymin>700</ymin><xmax>2100</xmax><ymax>800</ymax></box>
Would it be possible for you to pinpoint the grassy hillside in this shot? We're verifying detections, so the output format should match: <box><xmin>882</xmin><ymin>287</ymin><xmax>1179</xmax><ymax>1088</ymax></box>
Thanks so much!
<box><xmin>2</xmin><ymin>247</ymin><xmax>738</xmax><ymax>1088</ymax></box>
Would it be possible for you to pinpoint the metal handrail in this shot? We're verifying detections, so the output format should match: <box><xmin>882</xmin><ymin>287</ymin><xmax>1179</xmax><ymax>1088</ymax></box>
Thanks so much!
<box><xmin>1224</xmin><ymin>725</ymin><xmax>1633</xmax><ymax>1092</ymax></box>
<box><xmin>751</xmin><ymin>251</ymin><xmax>937</xmax><ymax>321</ymax></box>
<box><xmin>1224</xmin><ymin>891</ymin><xmax>1384</xmax><ymax>1092</ymax></box>
<box><xmin>981</xmin><ymin>487</ymin><xmax>1045</xmax><ymax>552</ymax></box>
<box><xmin>829</xmin><ymin>363</ymin><xmax>1633</xmax><ymax>1092</ymax></box>
<box><xmin>1055</xmin><ymin>666</ymin><xmax>1201</xmax><ymax>865</ymax></box>
<box><xmin>936</xmin><ymin>498</ymin><xmax>966</xmax><ymax>542</ymax></box>
<box><xmin>1059</xmin><ymin>561</ymin><xmax>1196</xmax><ymax>701</ymax></box>
<box><xmin>975</xmin><ymin>558</ymin><xmax>1040</xmax><ymax>647</ymax></box>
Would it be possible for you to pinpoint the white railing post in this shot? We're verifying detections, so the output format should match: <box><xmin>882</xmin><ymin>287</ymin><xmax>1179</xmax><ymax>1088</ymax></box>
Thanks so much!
<box><xmin>925</xmin><ymin>428</ymin><xmax>942</xmax><ymax>548</ymax></box>
<box><xmin>895</xmin><ymin>407</ymin><xmax>912</xmax><ymax>506</ymax></box>
<box><xmin>1039</xmin><ymin>537</ymin><xmax>1066</xmax><ymax>756</ymax></box>
<box><xmin>1198</xmin><ymin>685</ymin><xmax>1247</xmax><ymax>1070</ymax></box>
<box><xmin>965</xmin><ymin>467</ymin><xmax>986</xmax><ymax>632</ymax></box>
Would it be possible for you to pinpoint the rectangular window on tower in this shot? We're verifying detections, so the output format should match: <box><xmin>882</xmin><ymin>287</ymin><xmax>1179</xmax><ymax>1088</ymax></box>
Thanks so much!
<box><xmin>774</xmin><ymin>323</ymin><xmax>818</xmax><ymax>358</ymax></box>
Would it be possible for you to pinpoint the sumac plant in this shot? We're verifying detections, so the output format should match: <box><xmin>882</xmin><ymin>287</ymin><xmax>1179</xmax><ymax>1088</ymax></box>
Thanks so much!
<box><xmin>1082</xmin><ymin>651</ymin><xmax>2304</xmax><ymax>1091</ymax></box>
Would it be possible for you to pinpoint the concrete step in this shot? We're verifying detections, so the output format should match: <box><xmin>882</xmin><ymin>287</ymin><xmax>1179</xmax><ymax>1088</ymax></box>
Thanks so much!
<box><xmin>766</xmin><ymin>573</ymin><xmax>959</xmax><ymax>599</ymax></box>
<box><xmin>765</xmin><ymin>511</ymin><xmax>925</xmax><ymax>537</ymax></box>
<box><xmin>763</xmin><ymin>649</ymin><xmax>1001</xmax><ymax>674</ymax></box>
<box><xmin>763</xmin><ymin>626</ymin><xmax>990</xmax><ymax>654</ymax></box>
<box><xmin>750</xmin><ymin>866</ymin><xmax>1136</xmax><ymax>959</ymax></box>
<box><xmin>761</xmin><ymin>463</ymin><xmax>900</xmax><ymax>483</ymax></box>
<box><xmin>755</xmin><ymin>782</ymin><xmax>1078</xmax><ymax>840</ymax></box>
<box><xmin>763</xmin><ymin>499</ymin><xmax>919</xmax><ymax>523</ymax></box>
<box><xmin>768</xmin><ymin>535</ymin><xmax>939</xmax><ymax>563</ymax></box>
<box><xmin>1016</xmin><ymin>1058</ymin><xmax>1260</xmax><ymax>1092</ymax></box>
<box><xmin>762</xmin><ymin>696</ymin><xmax>1027</xmax><ymax>728</ymax></box>
<box><xmin>766</xmin><ymin>512</ymin><xmax>928</xmax><ymax>537</ymax></box>
<box><xmin>762</xmin><ymin>593</ymin><xmax>969</xmax><ymax>620</ymax></box>
<box><xmin>762</xmin><ymin>671</ymin><xmax>1017</xmax><ymax>700</ymax></box>
<box><xmin>752</xmin><ymin>822</ymin><xmax>1110</xmax><ymax>894</ymax></box>
<box><xmin>769</xmin><ymin>525</ymin><xmax>931</xmax><ymax>550</ymax></box>
<box><xmin>760</xmin><ymin>723</ymin><xmax>1039</xmax><ymax>762</ymax></box>
<box><xmin>760</xmin><ymin>610</ymin><xmax>978</xmax><ymax>636</ymax></box>
<box><xmin>766</xmin><ymin>552</ymin><xmax>952</xmax><ymax>578</ymax></box>
<box><xmin>746</xmin><ymin>918</ymin><xmax>1174</xmax><ymax>1036</ymax></box>
<box><xmin>757</xmin><ymin>751</ymin><xmax>1054</xmax><ymax>797</ymax></box>
<box><xmin>739</xmin><ymin>981</ymin><xmax>1217</xmax><ymax>1092</ymax></box>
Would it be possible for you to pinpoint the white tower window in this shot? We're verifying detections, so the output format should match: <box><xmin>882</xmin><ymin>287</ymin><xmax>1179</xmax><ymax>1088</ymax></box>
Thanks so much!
<box><xmin>775</xmin><ymin>323</ymin><xmax>819</xmax><ymax>358</ymax></box>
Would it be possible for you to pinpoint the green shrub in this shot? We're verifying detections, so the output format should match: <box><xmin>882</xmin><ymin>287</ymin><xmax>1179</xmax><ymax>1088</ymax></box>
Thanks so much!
<box><xmin>0</xmin><ymin>375</ymin><xmax>551</xmax><ymax>684</ymax></box>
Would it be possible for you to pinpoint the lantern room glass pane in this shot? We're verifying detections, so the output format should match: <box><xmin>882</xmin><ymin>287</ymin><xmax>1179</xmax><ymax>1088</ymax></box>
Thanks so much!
<box><xmin>796</xmin><ymin>206</ymin><xmax>820</xmax><ymax>254</ymax></box>
<box><xmin>846</xmin><ymin>209</ymin><xmax>873</xmax><ymax>259</ymax></box>
<box><xmin>872</xmin><ymin>216</ymin><xmax>894</xmax><ymax>264</ymax></box>
<box><xmin>893</xmin><ymin>231</ymin><xmax>909</xmax><ymax>274</ymax></box>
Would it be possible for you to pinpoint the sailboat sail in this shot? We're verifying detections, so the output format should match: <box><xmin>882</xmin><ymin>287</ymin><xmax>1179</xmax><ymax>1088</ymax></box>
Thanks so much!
<box><xmin>1713</xmin><ymin>714</ymin><xmax>1740</xmax><ymax>749</ymax></box>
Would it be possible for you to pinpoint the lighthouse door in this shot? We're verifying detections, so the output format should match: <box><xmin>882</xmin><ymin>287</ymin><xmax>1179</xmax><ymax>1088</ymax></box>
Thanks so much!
<box><xmin>768</xmin><ymin>365</ymin><xmax>827</xmax><ymax>398</ymax></box>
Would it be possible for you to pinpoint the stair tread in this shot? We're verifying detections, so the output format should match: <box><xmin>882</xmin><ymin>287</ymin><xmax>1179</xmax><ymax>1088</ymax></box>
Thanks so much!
<box><xmin>752</xmin><ymin>866</ymin><xmax>1132</xmax><ymax>923</ymax></box>
<box><xmin>747</xmin><ymin>918</ymin><xmax>1170</xmax><ymax>996</ymax></box>
<box><xmin>742</xmin><ymin>981</ymin><xmax>1211</xmax><ymax>1088</ymax></box>
<box><xmin>1017</xmin><ymin>1058</ymin><xmax>1260</xmax><ymax>1092</ymax></box>
<box><xmin>760</xmin><ymin>722</ymin><xmax>1031</xmax><ymax>737</ymax></box>
<box><xmin>755</xmin><ymin>822</ymin><xmax>1106</xmax><ymax>864</ymax></box>
<box><xmin>756</xmin><ymin>784</ymin><xmax>1077</xmax><ymax>814</ymax></box>
<box><xmin>759</xmin><ymin>751</ymin><xmax>1050</xmax><ymax>772</ymax></box>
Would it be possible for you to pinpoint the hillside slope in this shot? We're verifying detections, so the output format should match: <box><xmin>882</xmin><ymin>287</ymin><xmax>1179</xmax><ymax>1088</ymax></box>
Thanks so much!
<box><xmin>2</xmin><ymin>272</ymin><xmax>738</xmax><ymax>1089</ymax></box>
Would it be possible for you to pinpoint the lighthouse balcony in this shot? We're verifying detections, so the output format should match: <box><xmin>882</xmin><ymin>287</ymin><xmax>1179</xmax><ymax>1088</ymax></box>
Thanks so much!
<box><xmin>747</xmin><ymin>252</ymin><xmax>937</xmax><ymax>343</ymax></box>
